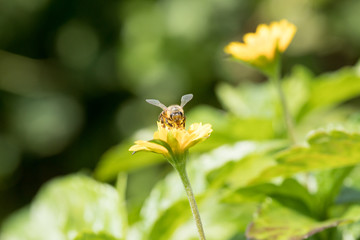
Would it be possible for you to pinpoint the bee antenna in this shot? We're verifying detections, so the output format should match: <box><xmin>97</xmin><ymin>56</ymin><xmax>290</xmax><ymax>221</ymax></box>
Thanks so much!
<box><xmin>145</xmin><ymin>99</ymin><xmax>167</xmax><ymax>110</ymax></box>
<box><xmin>180</xmin><ymin>94</ymin><xmax>193</xmax><ymax>107</ymax></box>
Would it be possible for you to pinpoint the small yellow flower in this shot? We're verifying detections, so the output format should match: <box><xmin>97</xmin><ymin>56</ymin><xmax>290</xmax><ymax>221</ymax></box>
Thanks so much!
<box><xmin>129</xmin><ymin>122</ymin><xmax>212</xmax><ymax>161</ymax></box>
<box><xmin>224</xmin><ymin>19</ymin><xmax>296</xmax><ymax>69</ymax></box>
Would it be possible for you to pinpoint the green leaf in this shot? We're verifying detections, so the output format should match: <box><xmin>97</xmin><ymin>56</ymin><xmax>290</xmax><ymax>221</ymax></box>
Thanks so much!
<box><xmin>249</xmin><ymin>129</ymin><xmax>360</xmax><ymax>185</ymax></box>
<box><xmin>216</xmin><ymin>66</ymin><xmax>311</xmax><ymax>122</ymax></box>
<box><xmin>207</xmin><ymin>141</ymin><xmax>286</xmax><ymax>189</ymax></box>
<box><xmin>282</xmin><ymin>65</ymin><xmax>313</xmax><ymax>118</ymax></box>
<box><xmin>0</xmin><ymin>174</ymin><xmax>126</xmax><ymax>240</ymax></box>
<box><xmin>306</xmin><ymin>64</ymin><xmax>360</xmax><ymax>111</ymax></box>
<box><xmin>216</xmin><ymin>82</ymin><xmax>279</xmax><ymax>119</ymax></box>
<box><xmin>312</xmin><ymin>167</ymin><xmax>354</xmax><ymax>220</ymax></box>
<box><xmin>147</xmin><ymin>199</ymin><xmax>192</xmax><ymax>240</ymax></box>
<box><xmin>223</xmin><ymin>179</ymin><xmax>315</xmax><ymax>217</ymax></box>
<box><xmin>168</xmin><ymin>198</ymin><xmax>257</xmax><ymax>240</ymax></box>
<box><xmin>136</xmin><ymin>168</ymin><xmax>198</xmax><ymax>240</ymax></box>
<box><xmin>337</xmin><ymin>205</ymin><xmax>360</xmax><ymax>239</ymax></box>
<box><xmin>336</xmin><ymin>186</ymin><xmax>360</xmax><ymax>204</ymax></box>
<box><xmin>342</xmin><ymin>164</ymin><xmax>360</xmax><ymax>191</ymax></box>
<box><xmin>94</xmin><ymin>140</ymin><xmax>165</xmax><ymax>181</ymax></box>
<box><xmin>216</xmin><ymin>64</ymin><xmax>360</xmax><ymax>128</ymax></box>
<box><xmin>74</xmin><ymin>232</ymin><xmax>120</xmax><ymax>240</ymax></box>
<box><xmin>246</xmin><ymin>200</ymin><xmax>349</xmax><ymax>240</ymax></box>
<box><xmin>187</xmin><ymin>105</ymin><xmax>275</xmax><ymax>141</ymax></box>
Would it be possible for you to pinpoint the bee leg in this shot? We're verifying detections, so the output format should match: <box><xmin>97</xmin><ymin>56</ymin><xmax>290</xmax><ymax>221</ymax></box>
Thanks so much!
<box><xmin>165</xmin><ymin>118</ymin><xmax>173</xmax><ymax>128</ymax></box>
<box><xmin>158</xmin><ymin>115</ymin><xmax>166</xmax><ymax>128</ymax></box>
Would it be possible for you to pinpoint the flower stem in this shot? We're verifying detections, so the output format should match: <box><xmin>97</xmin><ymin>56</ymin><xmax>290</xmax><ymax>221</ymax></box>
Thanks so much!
<box><xmin>174</xmin><ymin>162</ymin><xmax>206</xmax><ymax>240</ymax></box>
<box><xmin>272</xmin><ymin>60</ymin><xmax>296</xmax><ymax>144</ymax></box>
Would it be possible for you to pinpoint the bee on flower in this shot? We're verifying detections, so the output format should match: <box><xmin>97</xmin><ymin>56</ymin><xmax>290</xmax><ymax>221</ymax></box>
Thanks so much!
<box><xmin>145</xmin><ymin>94</ymin><xmax>193</xmax><ymax>129</ymax></box>
<box><xmin>129</xmin><ymin>94</ymin><xmax>212</xmax><ymax>240</ymax></box>
<box><xmin>129</xmin><ymin>94</ymin><xmax>212</xmax><ymax>162</ymax></box>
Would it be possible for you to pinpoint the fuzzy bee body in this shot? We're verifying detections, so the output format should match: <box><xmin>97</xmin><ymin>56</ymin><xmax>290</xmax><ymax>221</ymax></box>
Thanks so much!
<box><xmin>158</xmin><ymin>105</ymin><xmax>186</xmax><ymax>129</ymax></box>
<box><xmin>146</xmin><ymin>94</ymin><xmax>193</xmax><ymax>129</ymax></box>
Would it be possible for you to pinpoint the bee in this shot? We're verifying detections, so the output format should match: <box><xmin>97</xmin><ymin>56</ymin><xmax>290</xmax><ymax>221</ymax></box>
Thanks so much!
<box><xmin>146</xmin><ymin>94</ymin><xmax>193</xmax><ymax>129</ymax></box>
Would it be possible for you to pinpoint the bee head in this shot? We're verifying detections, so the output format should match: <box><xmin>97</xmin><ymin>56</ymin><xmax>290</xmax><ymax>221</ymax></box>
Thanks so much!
<box><xmin>167</xmin><ymin>105</ymin><xmax>184</xmax><ymax>121</ymax></box>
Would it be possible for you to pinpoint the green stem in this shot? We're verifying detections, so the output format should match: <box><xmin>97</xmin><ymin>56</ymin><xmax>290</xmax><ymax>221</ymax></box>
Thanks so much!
<box><xmin>174</xmin><ymin>162</ymin><xmax>206</xmax><ymax>240</ymax></box>
<box><xmin>272</xmin><ymin>61</ymin><xmax>296</xmax><ymax>144</ymax></box>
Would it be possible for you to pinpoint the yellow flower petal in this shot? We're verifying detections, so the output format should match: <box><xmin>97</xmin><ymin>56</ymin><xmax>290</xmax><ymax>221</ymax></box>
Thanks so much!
<box><xmin>129</xmin><ymin>122</ymin><xmax>213</xmax><ymax>159</ymax></box>
<box><xmin>179</xmin><ymin>123</ymin><xmax>213</xmax><ymax>151</ymax></box>
<box><xmin>224</xmin><ymin>19</ymin><xmax>296</xmax><ymax>67</ymax></box>
<box><xmin>129</xmin><ymin>140</ymin><xmax>169</xmax><ymax>156</ymax></box>
<box><xmin>153</xmin><ymin>121</ymin><xmax>168</xmax><ymax>141</ymax></box>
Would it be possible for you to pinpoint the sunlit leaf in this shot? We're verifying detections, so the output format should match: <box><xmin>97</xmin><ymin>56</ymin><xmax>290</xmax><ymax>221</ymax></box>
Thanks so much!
<box><xmin>147</xmin><ymin>199</ymin><xmax>192</xmax><ymax>240</ymax></box>
<box><xmin>249</xmin><ymin>129</ymin><xmax>360</xmax><ymax>185</ymax></box>
<box><xmin>0</xmin><ymin>175</ymin><xmax>125</xmax><ymax>240</ymax></box>
<box><xmin>337</xmin><ymin>205</ymin><xmax>360</xmax><ymax>239</ymax></box>
<box><xmin>216</xmin><ymin>64</ymin><xmax>360</xmax><ymax>126</ymax></box>
<box><xmin>312</xmin><ymin>167</ymin><xmax>354</xmax><ymax>219</ymax></box>
<box><xmin>94</xmin><ymin>141</ymin><xmax>164</xmax><ymax>181</ymax></box>
<box><xmin>246</xmin><ymin>199</ymin><xmax>349</xmax><ymax>240</ymax></box>
<box><xmin>169</xmin><ymin>197</ymin><xmax>257</xmax><ymax>240</ymax></box>
<box><xmin>223</xmin><ymin>179</ymin><xmax>315</xmax><ymax>217</ymax></box>
<box><xmin>74</xmin><ymin>232</ymin><xmax>119</xmax><ymax>240</ymax></box>
<box><xmin>216</xmin><ymin>82</ymin><xmax>279</xmax><ymax>119</ymax></box>
<box><xmin>207</xmin><ymin>141</ymin><xmax>286</xmax><ymax>189</ymax></box>
<box><xmin>188</xmin><ymin>106</ymin><xmax>276</xmax><ymax>145</ymax></box>
<box><xmin>282</xmin><ymin>65</ymin><xmax>313</xmax><ymax>118</ymax></box>
<box><xmin>216</xmin><ymin>66</ymin><xmax>311</xmax><ymax>121</ymax></box>
<box><xmin>306</xmin><ymin>63</ymin><xmax>360</xmax><ymax>111</ymax></box>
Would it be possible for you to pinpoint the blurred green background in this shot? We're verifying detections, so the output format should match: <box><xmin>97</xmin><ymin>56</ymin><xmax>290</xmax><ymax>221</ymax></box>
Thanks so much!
<box><xmin>1</xmin><ymin>0</ymin><xmax>360</xmax><ymax>226</ymax></box>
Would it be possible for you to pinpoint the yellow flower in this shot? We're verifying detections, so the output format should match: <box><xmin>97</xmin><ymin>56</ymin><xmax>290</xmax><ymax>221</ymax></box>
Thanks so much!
<box><xmin>129</xmin><ymin>122</ymin><xmax>212</xmax><ymax>162</ymax></box>
<box><xmin>224</xmin><ymin>19</ymin><xmax>296</xmax><ymax>70</ymax></box>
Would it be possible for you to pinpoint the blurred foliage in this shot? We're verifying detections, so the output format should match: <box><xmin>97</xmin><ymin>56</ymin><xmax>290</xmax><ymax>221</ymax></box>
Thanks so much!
<box><xmin>0</xmin><ymin>175</ymin><xmax>126</xmax><ymax>240</ymax></box>
<box><xmin>1</xmin><ymin>0</ymin><xmax>360</xmax><ymax>239</ymax></box>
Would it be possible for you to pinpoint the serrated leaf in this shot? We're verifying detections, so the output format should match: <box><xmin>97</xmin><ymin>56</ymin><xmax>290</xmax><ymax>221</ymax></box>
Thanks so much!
<box><xmin>0</xmin><ymin>174</ymin><xmax>125</xmax><ymax>240</ymax></box>
<box><xmin>246</xmin><ymin>200</ymin><xmax>348</xmax><ymax>240</ymax></box>
<box><xmin>249</xmin><ymin>129</ymin><xmax>360</xmax><ymax>185</ymax></box>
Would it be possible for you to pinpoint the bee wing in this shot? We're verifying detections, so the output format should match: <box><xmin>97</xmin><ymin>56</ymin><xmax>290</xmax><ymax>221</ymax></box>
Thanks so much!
<box><xmin>180</xmin><ymin>94</ymin><xmax>193</xmax><ymax>107</ymax></box>
<box><xmin>145</xmin><ymin>99</ymin><xmax>167</xmax><ymax>110</ymax></box>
